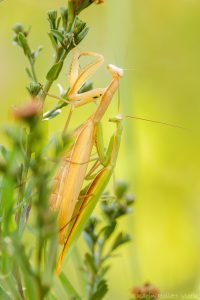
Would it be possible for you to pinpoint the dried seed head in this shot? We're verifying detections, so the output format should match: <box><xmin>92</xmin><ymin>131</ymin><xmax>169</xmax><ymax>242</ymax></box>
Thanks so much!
<box><xmin>14</xmin><ymin>99</ymin><xmax>41</xmax><ymax>122</ymax></box>
<box><xmin>132</xmin><ymin>282</ymin><xmax>160</xmax><ymax>299</ymax></box>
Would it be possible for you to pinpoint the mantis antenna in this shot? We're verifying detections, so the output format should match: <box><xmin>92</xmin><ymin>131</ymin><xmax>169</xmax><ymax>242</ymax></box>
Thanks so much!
<box><xmin>125</xmin><ymin>115</ymin><xmax>186</xmax><ymax>130</ymax></box>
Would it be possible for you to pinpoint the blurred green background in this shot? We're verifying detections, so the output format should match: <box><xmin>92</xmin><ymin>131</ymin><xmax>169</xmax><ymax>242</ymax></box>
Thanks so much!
<box><xmin>1</xmin><ymin>0</ymin><xmax>200</xmax><ymax>299</ymax></box>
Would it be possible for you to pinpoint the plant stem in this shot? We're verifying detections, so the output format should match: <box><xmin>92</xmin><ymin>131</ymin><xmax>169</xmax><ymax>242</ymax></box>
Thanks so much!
<box><xmin>13</xmin><ymin>265</ymin><xmax>25</xmax><ymax>300</ymax></box>
<box><xmin>16</xmin><ymin>130</ymin><xmax>32</xmax><ymax>228</ymax></box>
<box><xmin>88</xmin><ymin>239</ymin><xmax>104</xmax><ymax>298</ymax></box>
<box><xmin>30</xmin><ymin>60</ymin><xmax>38</xmax><ymax>82</ymax></box>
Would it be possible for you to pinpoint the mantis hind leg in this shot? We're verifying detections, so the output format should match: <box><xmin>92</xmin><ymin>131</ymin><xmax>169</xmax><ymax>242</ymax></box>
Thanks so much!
<box><xmin>85</xmin><ymin>121</ymin><xmax>119</xmax><ymax>180</ymax></box>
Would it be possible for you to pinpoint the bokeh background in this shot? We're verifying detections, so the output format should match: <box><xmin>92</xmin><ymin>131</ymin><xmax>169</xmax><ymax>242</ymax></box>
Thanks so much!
<box><xmin>1</xmin><ymin>0</ymin><xmax>200</xmax><ymax>299</ymax></box>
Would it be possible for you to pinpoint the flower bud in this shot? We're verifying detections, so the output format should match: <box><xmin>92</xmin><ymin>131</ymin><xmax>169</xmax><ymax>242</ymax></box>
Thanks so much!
<box><xmin>12</xmin><ymin>23</ymin><xmax>24</xmax><ymax>34</ymax></box>
<box><xmin>27</xmin><ymin>82</ymin><xmax>41</xmax><ymax>97</ymax></box>
<box><xmin>48</xmin><ymin>10</ymin><xmax>58</xmax><ymax>29</ymax></box>
<box><xmin>14</xmin><ymin>100</ymin><xmax>41</xmax><ymax>124</ymax></box>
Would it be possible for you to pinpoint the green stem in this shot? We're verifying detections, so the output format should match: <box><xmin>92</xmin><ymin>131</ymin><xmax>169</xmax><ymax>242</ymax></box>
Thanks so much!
<box><xmin>13</xmin><ymin>265</ymin><xmax>25</xmax><ymax>300</ymax></box>
<box><xmin>36</xmin><ymin>274</ymin><xmax>44</xmax><ymax>300</ymax></box>
<box><xmin>16</xmin><ymin>131</ymin><xmax>32</xmax><ymax>229</ymax></box>
<box><xmin>30</xmin><ymin>60</ymin><xmax>38</xmax><ymax>82</ymax></box>
<box><xmin>88</xmin><ymin>239</ymin><xmax>104</xmax><ymax>298</ymax></box>
<box><xmin>71</xmin><ymin>247</ymin><xmax>86</xmax><ymax>295</ymax></box>
<box><xmin>40</xmin><ymin>79</ymin><xmax>53</xmax><ymax>103</ymax></box>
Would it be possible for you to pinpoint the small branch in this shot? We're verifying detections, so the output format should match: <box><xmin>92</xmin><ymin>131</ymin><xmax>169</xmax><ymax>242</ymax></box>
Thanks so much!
<box><xmin>29</xmin><ymin>59</ymin><xmax>38</xmax><ymax>82</ymax></box>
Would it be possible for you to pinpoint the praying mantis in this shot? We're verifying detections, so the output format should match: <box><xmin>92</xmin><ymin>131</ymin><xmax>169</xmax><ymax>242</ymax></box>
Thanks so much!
<box><xmin>49</xmin><ymin>48</ymin><xmax>183</xmax><ymax>273</ymax></box>
<box><xmin>49</xmin><ymin>49</ymin><xmax>124</xmax><ymax>273</ymax></box>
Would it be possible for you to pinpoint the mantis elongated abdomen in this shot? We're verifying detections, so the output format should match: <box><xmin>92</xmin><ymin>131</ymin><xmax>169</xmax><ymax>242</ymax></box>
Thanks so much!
<box><xmin>57</xmin><ymin>120</ymin><xmax>95</xmax><ymax>243</ymax></box>
<box><xmin>56</xmin><ymin>116</ymin><xmax>123</xmax><ymax>273</ymax></box>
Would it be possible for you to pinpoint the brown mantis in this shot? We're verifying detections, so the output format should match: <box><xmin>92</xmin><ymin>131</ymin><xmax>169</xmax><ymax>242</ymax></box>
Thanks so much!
<box><xmin>49</xmin><ymin>48</ymin><xmax>124</xmax><ymax>273</ymax></box>
<box><xmin>49</xmin><ymin>48</ymin><xmax>183</xmax><ymax>273</ymax></box>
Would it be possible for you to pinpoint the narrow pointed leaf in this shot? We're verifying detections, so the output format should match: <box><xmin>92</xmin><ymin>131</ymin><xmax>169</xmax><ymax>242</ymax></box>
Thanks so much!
<box><xmin>46</xmin><ymin>61</ymin><xmax>63</xmax><ymax>81</ymax></box>
<box><xmin>59</xmin><ymin>272</ymin><xmax>81</xmax><ymax>300</ymax></box>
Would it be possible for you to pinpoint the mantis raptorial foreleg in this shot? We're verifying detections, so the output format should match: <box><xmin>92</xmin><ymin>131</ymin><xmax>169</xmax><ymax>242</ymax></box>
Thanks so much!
<box><xmin>56</xmin><ymin>115</ymin><xmax>123</xmax><ymax>273</ymax></box>
<box><xmin>67</xmin><ymin>50</ymin><xmax>105</xmax><ymax>106</ymax></box>
<box><xmin>44</xmin><ymin>49</ymin><xmax>105</xmax><ymax>123</ymax></box>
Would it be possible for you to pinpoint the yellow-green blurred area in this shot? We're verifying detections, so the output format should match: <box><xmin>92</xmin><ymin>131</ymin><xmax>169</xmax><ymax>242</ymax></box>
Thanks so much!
<box><xmin>1</xmin><ymin>0</ymin><xmax>200</xmax><ymax>299</ymax></box>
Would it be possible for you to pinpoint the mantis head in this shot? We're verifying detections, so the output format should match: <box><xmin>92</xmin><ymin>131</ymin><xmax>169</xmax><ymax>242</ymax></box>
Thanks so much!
<box><xmin>107</xmin><ymin>64</ymin><xmax>124</xmax><ymax>79</ymax></box>
<box><xmin>109</xmin><ymin>114</ymin><xmax>123</xmax><ymax>123</ymax></box>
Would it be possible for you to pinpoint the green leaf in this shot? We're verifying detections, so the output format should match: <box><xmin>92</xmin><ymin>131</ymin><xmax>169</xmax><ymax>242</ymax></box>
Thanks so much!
<box><xmin>84</xmin><ymin>253</ymin><xmax>97</xmax><ymax>274</ymax></box>
<box><xmin>59</xmin><ymin>272</ymin><xmax>81</xmax><ymax>300</ymax></box>
<box><xmin>0</xmin><ymin>283</ymin><xmax>12</xmax><ymax>300</ymax></box>
<box><xmin>43</xmin><ymin>109</ymin><xmax>62</xmax><ymax>120</ymax></box>
<box><xmin>74</xmin><ymin>25</ymin><xmax>89</xmax><ymax>46</ymax></box>
<box><xmin>0</xmin><ymin>274</ymin><xmax>22</xmax><ymax>300</ymax></box>
<box><xmin>18</xmin><ymin>32</ymin><xmax>31</xmax><ymax>57</ymax></box>
<box><xmin>57</xmin><ymin>17</ymin><xmax>61</xmax><ymax>29</ymax></box>
<box><xmin>78</xmin><ymin>81</ymin><xmax>93</xmax><ymax>93</ymax></box>
<box><xmin>111</xmin><ymin>232</ymin><xmax>131</xmax><ymax>252</ymax></box>
<box><xmin>16</xmin><ymin>258</ymin><xmax>36</xmax><ymax>300</ymax></box>
<box><xmin>47</xmin><ymin>294</ymin><xmax>59</xmax><ymax>300</ymax></box>
<box><xmin>60</xmin><ymin>7</ymin><xmax>68</xmax><ymax>30</ymax></box>
<box><xmin>89</xmin><ymin>279</ymin><xmax>108</xmax><ymax>300</ymax></box>
<box><xmin>46</xmin><ymin>60</ymin><xmax>63</xmax><ymax>81</ymax></box>
<box><xmin>99</xmin><ymin>265</ymin><xmax>110</xmax><ymax>278</ymax></box>
<box><xmin>115</xmin><ymin>180</ymin><xmax>128</xmax><ymax>199</ymax></box>
<box><xmin>25</xmin><ymin>67</ymin><xmax>33</xmax><ymax>80</ymax></box>
<box><xmin>82</xmin><ymin>231</ymin><xmax>94</xmax><ymax>251</ymax></box>
<box><xmin>102</xmin><ymin>221</ymin><xmax>116</xmax><ymax>240</ymax></box>
<box><xmin>1</xmin><ymin>176</ymin><xmax>15</xmax><ymax>233</ymax></box>
<box><xmin>48</xmin><ymin>32</ymin><xmax>58</xmax><ymax>51</ymax></box>
<box><xmin>51</xmin><ymin>30</ymin><xmax>64</xmax><ymax>43</ymax></box>
<box><xmin>34</xmin><ymin>45</ymin><xmax>43</xmax><ymax>59</ymax></box>
<box><xmin>0</xmin><ymin>144</ymin><xmax>9</xmax><ymax>160</ymax></box>
<box><xmin>43</xmin><ymin>233</ymin><xmax>57</xmax><ymax>286</ymax></box>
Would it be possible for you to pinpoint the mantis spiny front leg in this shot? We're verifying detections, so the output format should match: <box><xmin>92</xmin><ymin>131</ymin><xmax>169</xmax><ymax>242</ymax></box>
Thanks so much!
<box><xmin>67</xmin><ymin>50</ymin><xmax>105</xmax><ymax>106</ymax></box>
<box><xmin>43</xmin><ymin>49</ymin><xmax>105</xmax><ymax>122</ymax></box>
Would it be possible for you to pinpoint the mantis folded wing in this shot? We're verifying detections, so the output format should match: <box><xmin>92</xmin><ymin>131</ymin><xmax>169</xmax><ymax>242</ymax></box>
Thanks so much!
<box><xmin>56</xmin><ymin>115</ymin><xmax>123</xmax><ymax>273</ymax></box>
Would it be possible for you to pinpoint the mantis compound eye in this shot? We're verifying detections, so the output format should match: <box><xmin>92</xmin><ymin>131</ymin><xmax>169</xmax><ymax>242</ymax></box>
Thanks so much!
<box><xmin>107</xmin><ymin>64</ymin><xmax>124</xmax><ymax>78</ymax></box>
